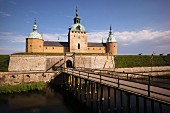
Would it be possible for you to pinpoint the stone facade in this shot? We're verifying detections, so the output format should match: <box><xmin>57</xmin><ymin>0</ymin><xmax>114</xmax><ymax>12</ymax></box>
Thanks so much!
<box><xmin>26</xmin><ymin>38</ymin><xmax>43</xmax><ymax>52</ymax></box>
<box><xmin>106</xmin><ymin>42</ymin><xmax>117</xmax><ymax>55</ymax></box>
<box><xmin>68</xmin><ymin>30</ymin><xmax>88</xmax><ymax>53</ymax></box>
<box><xmin>8</xmin><ymin>55</ymin><xmax>115</xmax><ymax>72</ymax></box>
<box><xmin>8</xmin><ymin>55</ymin><xmax>47</xmax><ymax>72</ymax></box>
<box><xmin>0</xmin><ymin>72</ymin><xmax>57</xmax><ymax>86</ymax></box>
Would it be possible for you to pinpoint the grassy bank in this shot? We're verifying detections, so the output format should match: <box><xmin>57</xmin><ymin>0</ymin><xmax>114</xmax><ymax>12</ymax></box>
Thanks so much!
<box><xmin>0</xmin><ymin>82</ymin><xmax>47</xmax><ymax>93</ymax></box>
<box><xmin>0</xmin><ymin>55</ymin><xmax>9</xmax><ymax>72</ymax></box>
<box><xmin>115</xmin><ymin>55</ymin><xmax>170</xmax><ymax>68</ymax></box>
<box><xmin>12</xmin><ymin>52</ymin><xmax>64</xmax><ymax>56</ymax></box>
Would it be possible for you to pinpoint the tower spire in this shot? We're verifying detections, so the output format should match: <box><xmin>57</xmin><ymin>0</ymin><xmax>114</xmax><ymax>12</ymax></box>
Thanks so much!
<box><xmin>109</xmin><ymin>24</ymin><xmax>112</xmax><ymax>34</ymax></box>
<box><xmin>76</xmin><ymin>6</ymin><xmax>78</xmax><ymax>17</ymax></box>
<box><xmin>74</xmin><ymin>6</ymin><xmax>80</xmax><ymax>24</ymax></box>
<box><xmin>33</xmin><ymin>18</ymin><xmax>37</xmax><ymax>31</ymax></box>
<box><xmin>34</xmin><ymin>18</ymin><xmax>36</xmax><ymax>25</ymax></box>
<box><xmin>107</xmin><ymin>25</ymin><xmax>117</xmax><ymax>43</ymax></box>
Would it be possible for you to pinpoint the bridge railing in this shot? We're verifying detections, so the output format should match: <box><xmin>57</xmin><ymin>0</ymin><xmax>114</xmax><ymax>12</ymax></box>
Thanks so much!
<box><xmin>62</xmin><ymin>67</ymin><xmax>170</xmax><ymax>104</ymax></box>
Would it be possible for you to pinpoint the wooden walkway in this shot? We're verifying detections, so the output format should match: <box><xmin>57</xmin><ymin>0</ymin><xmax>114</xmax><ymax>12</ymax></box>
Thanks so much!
<box><xmin>62</xmin><ymin>68</ymin><xmax>170</xmax><ymax>104</ymax></box>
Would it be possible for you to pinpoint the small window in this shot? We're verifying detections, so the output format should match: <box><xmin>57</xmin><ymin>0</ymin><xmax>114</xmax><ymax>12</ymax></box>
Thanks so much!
<box><xmin>78</xmin><ymin>43</ymin><xmax>80</xmax><ymax>49</ymax></box>
<box><xmin>46</xmin><ymin>47</ymin><xmax>47</xmax><ymax>49</ymax></box>
<box><xmin>30</xmin><ymin>45</ymin><xmax>32</xmax><ymax>47</ymax></box>
<box><xmin>114</xmin><ymin>46</ymin><xmax>116</xmax><ymax>47</ymax></box>
<box><xmin>99</xmin><ymin>48</ymin><xmax>101</xmax><ymax>50</ymax></box>
<box><xmin>88</xmin><ymin>48</ymin><xmax>90</xmax><ymax>50</ymax></box>
<box><xmin>93</xmin><ymin>48</ymin><xmax>94</xmax><ymax>50</ymax></box>
<box><xmin>78</xmin><ymin>36</ymin><xmax>80</xmax><ymax>39</ymax></box>
<box><xmin>39</xmin><ymin>45</ymin><xmax>41</xmax><ymax>48</ymax></box>
<box><xmin>53</xmin><ymin>47</ymin><xmax>54</xmax><ymax>49</ymax></box>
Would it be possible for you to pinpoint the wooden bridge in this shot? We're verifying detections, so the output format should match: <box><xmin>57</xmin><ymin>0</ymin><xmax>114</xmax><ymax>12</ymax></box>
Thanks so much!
<box><xmin>59</xmin><ymin>67</ymin><xmax>170</xmax><ymax>113</ymax></box>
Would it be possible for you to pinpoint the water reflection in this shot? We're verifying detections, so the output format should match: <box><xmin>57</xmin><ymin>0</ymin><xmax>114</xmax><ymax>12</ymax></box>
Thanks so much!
<box><xmin>0</xmin><ymin>87</ymin><xmax>90</xmax><ymax>113</ymax></box>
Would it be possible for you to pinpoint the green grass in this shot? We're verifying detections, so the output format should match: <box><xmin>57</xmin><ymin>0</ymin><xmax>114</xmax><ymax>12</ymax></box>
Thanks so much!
<box><xmin>12</xmin><ymin>52</ymin><xmax>65</xmax><ymax>56</ymax></box>
<box><xmin>115</xmin><ymin>55</ymin><xmax>170</xmax><ymax>68</ymax></box>
<box><xmin>0</xmin><ymin>82</ymin><xmax>47</xmax><ymax>93</ymax></box>
<box><xmin>13</xmin><ymin>52</ymin><xmax>108</xmax><ymax>56</ymax></box>
<box><xmin>0</xmin><ymin>55</ymin><xmax>10</xmax><ymax>72</ymax></box>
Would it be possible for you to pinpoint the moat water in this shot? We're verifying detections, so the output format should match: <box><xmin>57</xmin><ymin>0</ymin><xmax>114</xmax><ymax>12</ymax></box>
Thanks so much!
<box><xmin>0</xmin><ymin>85</ymin><xmax>170</xmax><ymax>113</ymax></box>
<box><xmin>0</xmin><ymin>87</ymin><xmax>93</xmax><ymax>113</ymax></box>
<box><xmin>0</xmin><ymin>76</ymin><xmax>170</xmax><ymax>113</ymax></box>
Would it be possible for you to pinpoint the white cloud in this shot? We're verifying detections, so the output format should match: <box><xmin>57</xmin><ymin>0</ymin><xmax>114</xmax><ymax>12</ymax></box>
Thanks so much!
<box><xmin>87</xmin><ymin>29</ymin><xmax>170</xmax><ymax>54</ymax></box>
<box><xmin>0</xmin><ymin>32</ymin><xmax>25</xmax><ymax>42</ymax></box>
<box><xmin>114</xmin><ymin>29</ymin><xmax>170</xmax><ymax>44</ymax></box>
<box><xmin>0</xmin><ymin>29</ymin><xmax>169</xmax><ymax>54</ymax></box>
<box><xmin>0</xmin><ymin>11</ymin><xmax>11</xmax><ymax>17</ymax></box>
<box><xmin>0</xmin><ymin>46</ymin><xmax>24</xmax><ymax>54</ymax></box>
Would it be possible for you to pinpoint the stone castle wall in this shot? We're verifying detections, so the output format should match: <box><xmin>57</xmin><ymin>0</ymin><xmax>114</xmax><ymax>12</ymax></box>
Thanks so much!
<box><xmin>8</xmin><ymin>55</ymin><xmax>47</xmax><ymax>72</ymax></box>
<box><xmin>0</xmin><ymin>72</ymin><xmax>57</xmax><ymax>86</ymax></box>
<box><xmin>8</xmin><ymin>55</ymin><xmax>170</xmax><ymax>75</ymax></box>
<box><xmin>8</xmin><ymin>55</ymin><xmax>115</xmax><ymax>72</ymax></box>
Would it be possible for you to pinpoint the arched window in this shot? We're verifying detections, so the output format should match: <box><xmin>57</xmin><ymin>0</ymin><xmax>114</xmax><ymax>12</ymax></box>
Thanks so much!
<box><xmin>78</xmin><ymin>43</ymin><xmax>80</xmax><ymax>49</ymax></box>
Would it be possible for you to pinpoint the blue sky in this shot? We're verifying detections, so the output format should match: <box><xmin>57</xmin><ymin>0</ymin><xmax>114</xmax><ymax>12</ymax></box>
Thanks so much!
<box><xmin>0</xmin><ymin>0</ymin><xmax>170</xmax><ymax>54</ymax></box>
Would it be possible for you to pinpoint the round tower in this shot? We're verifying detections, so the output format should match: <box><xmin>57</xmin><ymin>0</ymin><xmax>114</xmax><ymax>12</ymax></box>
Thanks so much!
<box><xmin>106</xmin><ymin>25</ymin><xmax>117</xmax><ymax>55</ymax></box>
<box><xmin>26</xmin><ymin>18</ymin><xmax>44</xmax><ymax>52</ymax></box>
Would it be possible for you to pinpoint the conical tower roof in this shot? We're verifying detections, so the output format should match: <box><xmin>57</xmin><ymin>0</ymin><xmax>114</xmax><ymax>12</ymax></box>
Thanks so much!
<box><xmin>28</xmin><ymin>18</ymin><xmax>42</xmax><ymax>39</ymax></box>
<box><xmin>107</xmin><ymin>25</ymin><xmax>117</xmax><ymax>42</ymax></box>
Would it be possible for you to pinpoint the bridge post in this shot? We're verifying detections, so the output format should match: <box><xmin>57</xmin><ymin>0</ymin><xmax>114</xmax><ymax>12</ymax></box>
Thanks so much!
<box><xmin>100</xmin><ymin>70</ymin><xmax>102</xmax><ymax>83</ymax></box>
<box><xmin>127</xmin><ymin>73</ymin><xmax>129</xmax><ymax>79</ymax></box>
<box><xmin>96</xmin><ymin>82</ymin><xmax>99</xmax><ymax>113</ymax></box>
<box><xmin>99</xmin><ymin>84</ymin><xmax>104</xmax><ymax>113</ymax></box>
<box><xmin>151</xmin><ymin>100</ymin><xmax>154</xmax><ymax>113</ymax></box>
<box><xmin>72</xmin><ymin>75</ymin><xmax>74</xmax><ymax>93</ymax></box>
<box><xmin>89</xmin><ymin>80</ymin><xmax>91</xmax><ymax>101</ymax></box>
<box><xmin>127</xmin><ymin>93</ymin><xmax>131</xmax><ymax>113</ymax></box>
<box><xmin>120</xmin><ymin>90</ymin><xmax>123</xmax><ymax>113</ymax></box>
<box><xmin>118</xmin><ymin>76</ymin><xmax>120</xmax><ymax>88</ymax></box>
<box><xmin>79</xmin><ymin>78</ymin><xmax>82</xmax><ymax>101</ymax></box>
<box><xmin>75</xmin><ymin>76</ymin><xmax>78</xmax><ymax>96</ymax></box>
<box><xmin>144</xmin><ymin>98</ymin><xmax>147</xmax><ymax>113</ymax></box>
<box><xmin>148</xmin><ymin>75</ymin><xmax>151</xmax><ymax>97</ymax></box>
<box><xmin>114</xmin><ymin>88</ymin><xmax>117</xmax><ymax>113</ymax></box>
<box><xmin>159</xmin><ymin>102</ymin><xmax>162</xmax><ymax>113</ymax></box>
<box><xmin>91</xmin><ymin>82</ymin><xmax>94</xmax><ymax>111</ymax></box>
<box><xmin>107</xmin><ymin>86</ymin><xmax>111</xmax><ymax>113</ymax></box>
<box><xmin>84</xmin><ymin>79</ymin><xmax>87</xmax><ymax>104</ymax></box>
<box><xmin>136</xmin><ymin>95</ymin><xmax>139</xmax><ymax>113</ymax></box>
<box><xmin>79</xmin><ymin>70</ymin><xmax>80</xmax><ymax>77</ymax></box>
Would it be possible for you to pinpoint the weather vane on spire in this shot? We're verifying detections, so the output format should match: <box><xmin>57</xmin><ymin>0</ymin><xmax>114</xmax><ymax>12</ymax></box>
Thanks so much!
<box><xmin>110</xmin><ymin>24</ymin><xmax>112</xmax><ymax>31</ymax></box>
<box><xmin>34</xmin><ymin>17</ymin><xmax>36</xmax><ymax>25</ymax></box>
<box><xmin>76</xmin><ymin>6</ymin><xmax>78</xmax><ymax>17</ymax></box>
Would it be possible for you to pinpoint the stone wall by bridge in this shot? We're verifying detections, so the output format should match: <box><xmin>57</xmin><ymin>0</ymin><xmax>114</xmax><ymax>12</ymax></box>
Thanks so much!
<box><xmin>0</xmin><ymin>72</ymin><xmax>58</xmax><ymax>86</ymax></box>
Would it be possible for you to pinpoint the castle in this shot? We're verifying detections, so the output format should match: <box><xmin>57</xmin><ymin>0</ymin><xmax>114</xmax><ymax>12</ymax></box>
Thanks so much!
<box><xmin>26</xmin><ymin>7</ymin><xmax>117</xmax><ymax>55</ymax></box>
